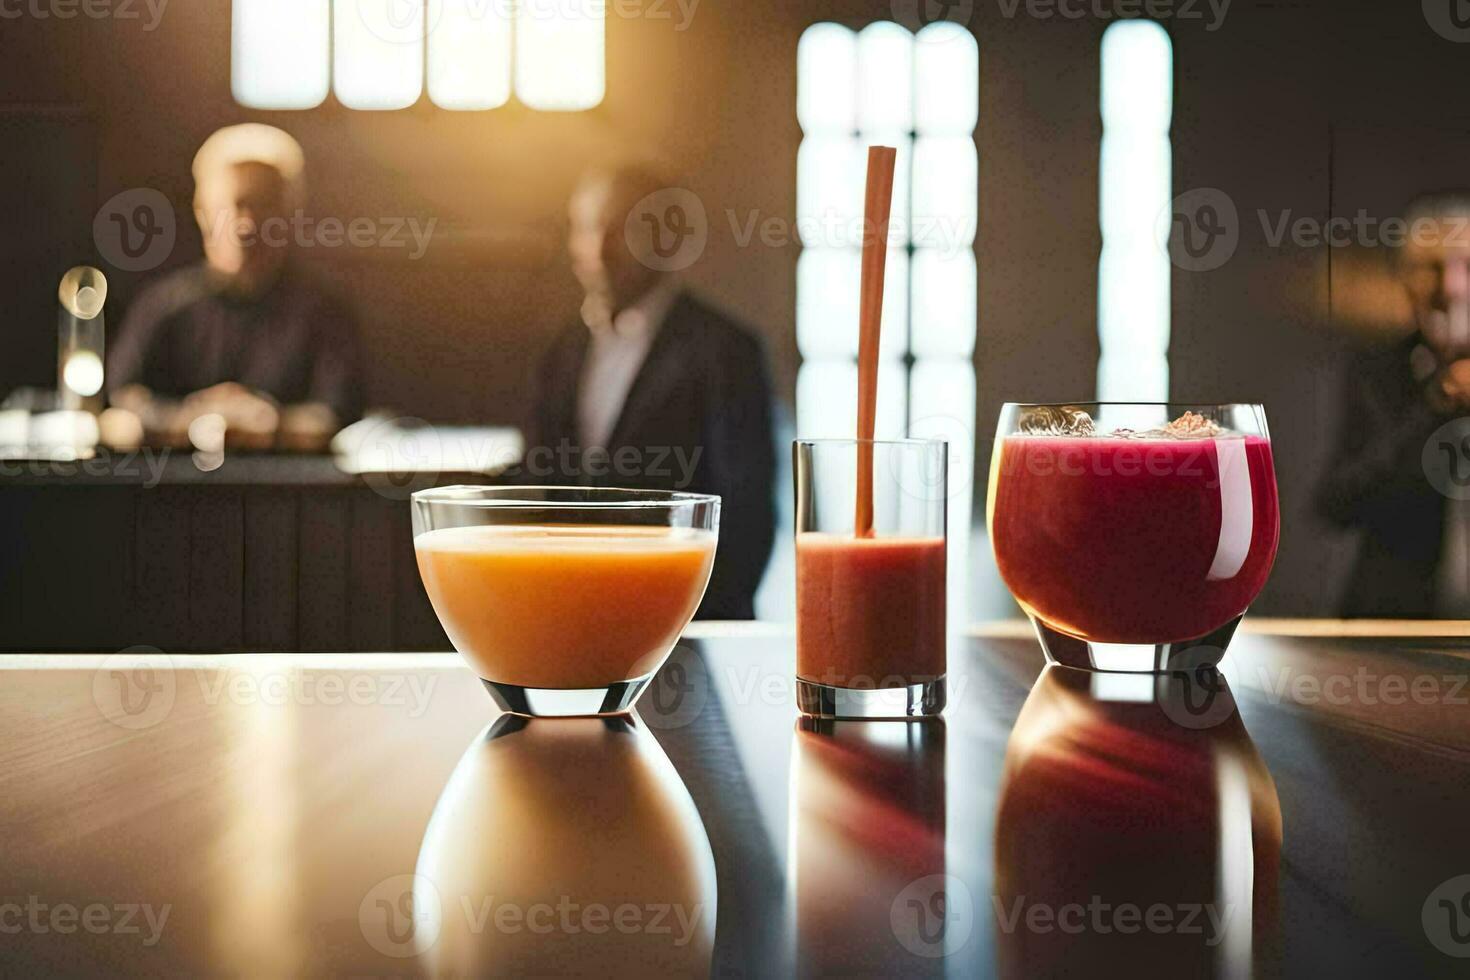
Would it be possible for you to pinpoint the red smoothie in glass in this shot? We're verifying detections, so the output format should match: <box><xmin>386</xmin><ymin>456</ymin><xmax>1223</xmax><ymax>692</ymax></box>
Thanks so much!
<box><xmin>988</xmin><ymin>434</ymin><xmax>1279</xmax><ymax>644</ymax></box>
<box><xmin>796</xmin><ymin>533</ymin><xmax>946</xmax><ymax>686</ymax></box>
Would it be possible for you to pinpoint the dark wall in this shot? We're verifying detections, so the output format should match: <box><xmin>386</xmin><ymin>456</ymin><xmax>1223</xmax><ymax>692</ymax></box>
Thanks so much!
<box><xmin>2</xmin><ymin>0</ymin><xmax>1464</xmax><ymax>614</ymax></box>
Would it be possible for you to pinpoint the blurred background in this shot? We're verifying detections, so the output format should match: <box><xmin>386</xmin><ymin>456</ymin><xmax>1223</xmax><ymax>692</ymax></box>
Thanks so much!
<box><xmin>1</xmin><ymin>0</ymin><xmax>1460</xmax><ymax>634</ymax></box>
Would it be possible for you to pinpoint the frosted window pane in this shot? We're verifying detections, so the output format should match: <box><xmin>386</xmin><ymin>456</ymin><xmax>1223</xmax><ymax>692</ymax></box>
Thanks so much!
<box><xmin>910</xmin><ymin>248</ymin><xmax>976</xmax><ymax>358</ymax></box>
<box><xmin>516</xmin><ymin>0</ymin><xmax>605</xmax><ymax>110</ymax></box>
<box><xmin>912</xmin><ymin>136</ymin><xmax>977</xmax><ymax>250</ymax></box>
<box><xmin>428</xmin><ymin>0</ymin><xmax>512</xmax><ymax>110</ymax></box>
<box><xmin>856</xmin><ymin>22</ymin><xmax>914</xmax><ymax>134</ymax></box>
<box><xmin>1100</xmin><ymin>21</ymin><xmax>1173</xmax><ymax>134</ymax></box>
<box><xmin>1098</xmin><ymin>353</ymin><xmax>1168</xmax><ymax>402</ymax></box>
<box><xmin>1099</xmin><ymin>133</ymin><xmax>1171</xmax><ymax>247</ymax></box>
<box><xmin>1097</xmin><ymin>246</ymin><xmax>1170</xmax><ymax>355</ymax></box>
<box><xmin>797</xmin><ymin>23</ymin><xmax>857</xmax><ymax>135</ymax></box>
<box><xmin>914</xmin><ymin>23</ymin><xmax>978</xmax><ymax>136</ymax></box>
<box><xmin>797</xmin><ymin>135</ymin><xmax>863</xmax><ymax>247</ymax></box>
<box><xmin>909</xmin><ymin>358</ymin><xmax>976</xmax><ymax>631</ymax></box>
<box><xmin>797</xmin><ymin>248</ymin><xmax>907</xmax><ymax>361</ymax></box>
<box><xmin>334</xmin><ymin>0</ymin><xmax>424</xmax><ymax>110</ymax></box>
<box><xmin>232</xmin><ymin>0</ymin><xmax>329</xmax><ymax>109</ymax></box>
<box><xmin>1097</xmin><ymin>19</ymin><xmax>1173</xmax><ymax>401</ymax></box>
<box><xmin>797</xmin><ymin>360</ymin><xmax>908</xmax><ymax>440</ymax></box>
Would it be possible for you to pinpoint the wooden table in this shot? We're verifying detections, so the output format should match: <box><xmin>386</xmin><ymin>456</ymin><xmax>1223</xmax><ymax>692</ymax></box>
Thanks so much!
<box><xmin>1</xmin><ymin>623</ymin><xmax>1467</xmax><ymax>977</ymax></box>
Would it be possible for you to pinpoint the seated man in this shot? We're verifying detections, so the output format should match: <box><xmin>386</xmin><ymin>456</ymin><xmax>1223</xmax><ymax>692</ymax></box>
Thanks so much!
<box><xmin>1317</xmin><ymin>191</ymin><xmax>1470</xmax><ymax>616</ymax></box>
<box><xmin>107</xmin><ymin>124</ymin><xmax>365</xmax><ymax>451</ymax></box>
<box><xmin>524</xmin><ymin>167</ymin><xmax>777</xmax><ymax>619</ymax></box>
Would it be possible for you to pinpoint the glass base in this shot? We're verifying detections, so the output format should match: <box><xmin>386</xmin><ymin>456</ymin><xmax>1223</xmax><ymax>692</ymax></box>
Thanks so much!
<box><xmin>795</xmin><ymin>677</ymin><xmax>946</xmax><ymax>719</ymax></box>
<box><xmin>1030</xmin><ymin>615</ymin><xmax>1242</xmax><ymax>673</ymax></box>
<box><xmin>481</xmin><ymin>674</ymin><xmax>652</xmax><ymax>717</ymax></box>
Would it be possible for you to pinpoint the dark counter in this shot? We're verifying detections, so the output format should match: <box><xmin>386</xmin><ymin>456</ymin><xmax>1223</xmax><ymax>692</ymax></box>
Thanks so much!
<box><xmin>0</xmin><ymin>452</ymin><xmax>492</xmax><ymax>651</ymax></box>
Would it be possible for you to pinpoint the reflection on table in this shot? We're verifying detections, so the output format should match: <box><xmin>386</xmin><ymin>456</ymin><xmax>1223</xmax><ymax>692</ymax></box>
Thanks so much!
<box><xmin>412</xmin><ymin>714</ymin><xmax>716</xmax><ymax>975</ymax></box>
<box><xmin>994</xmin><ymin>666</ymin><xmax>1282</xmax><ymax>979</ymax></box>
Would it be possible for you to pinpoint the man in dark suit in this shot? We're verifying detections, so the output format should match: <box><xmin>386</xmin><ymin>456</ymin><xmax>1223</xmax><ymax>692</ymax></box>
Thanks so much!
<box><xmin>523</xmin><ymin>167</ymin><xmax>777</xmax><ymax>619</ymax></box>
<box><xmin>1317</xmin><ymin>192</ymin><xmax>1470</xmax><ymax>616</ymax></box>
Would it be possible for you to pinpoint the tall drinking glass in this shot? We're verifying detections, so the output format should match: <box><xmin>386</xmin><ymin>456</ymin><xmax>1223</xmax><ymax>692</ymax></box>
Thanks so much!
<box><xmin>794</xmin><ymin>439</ymin><xmax>947</xmax><ymax>718</ymax></box>
<box><xmin>988</xmin><ymin>403</ymin><xmax>1279</xmax><ymax>672</ymax></box>
<box><xmin>413</xmin><ymin>487</ymin><xmax>719</xmax><ymax>716</ymax></box>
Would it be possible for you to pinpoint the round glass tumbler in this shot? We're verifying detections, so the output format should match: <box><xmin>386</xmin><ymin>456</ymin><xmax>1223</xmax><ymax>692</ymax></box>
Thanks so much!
<box><xmin>412</xmin><ymin>487</ymin><xmax>719</xmax><ymax>716</ymax></box>
<box><xmin>987</xmin><ymin>403</ymin><xmax>1280</xmax><ymax>673</ymax></box>
<box><xmin>794</xmin><ymin>439</ymin><xmax>948</xmax><ymax>719</ymax></box>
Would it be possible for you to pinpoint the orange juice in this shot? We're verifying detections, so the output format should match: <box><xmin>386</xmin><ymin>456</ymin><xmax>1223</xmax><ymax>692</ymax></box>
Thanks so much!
<box><xmin>415</xmin><ymin>525</ymin><xmax>716</xmax><ymax>689</ymax></box>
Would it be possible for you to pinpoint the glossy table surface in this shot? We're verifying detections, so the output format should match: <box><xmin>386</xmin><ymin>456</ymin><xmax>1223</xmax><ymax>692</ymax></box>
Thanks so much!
<box><xmin>2</xmin><ymin>621</ymin><xmax>1469</xmax><ymax>978</ymax></box>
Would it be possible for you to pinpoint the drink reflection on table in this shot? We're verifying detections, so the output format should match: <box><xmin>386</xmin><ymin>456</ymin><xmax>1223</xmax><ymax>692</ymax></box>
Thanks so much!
<box><xmin>993</xmin><ymin>666</ymin><xmax>1282</xmax><ymax>980</ymax></box>
<box><xmin>413</xmin><ymin>714</ymin><xmax>717</xmax><ymax>977</ymax></box>
<box><xmin>792</xmin><ymin>718</ymin><xmax>948</xmax><ymax>977</ymax></box>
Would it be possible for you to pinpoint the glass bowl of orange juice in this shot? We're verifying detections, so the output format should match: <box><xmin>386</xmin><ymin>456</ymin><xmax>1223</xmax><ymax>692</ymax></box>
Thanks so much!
<box><xmin>412</xmin><ymin>487</ymin><xmax>720</xmax><ymax>716</ymax></box>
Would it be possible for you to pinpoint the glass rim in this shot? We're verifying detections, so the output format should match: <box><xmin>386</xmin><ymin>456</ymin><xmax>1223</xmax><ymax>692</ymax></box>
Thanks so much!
<box><xmin>410</xmin><ymin>485</ymin><xmax>720</xmax><ymax>509</ymax></box>
<box><xmin>792</xmin><ymin>437</ymin><xmax>949</xmax><ymax>448</ymax></box>
<box><xmin>1001</xmin><ymin>401</ymin><xmax>1265</xmax><ymax>410</ymax></box>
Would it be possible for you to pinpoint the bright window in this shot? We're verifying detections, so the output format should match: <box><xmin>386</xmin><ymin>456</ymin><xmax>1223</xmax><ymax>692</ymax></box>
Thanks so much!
<box><xmin>795</xmin><ymin>20</ymin><xmax>978</xmax><ymax>622</ymax></box>
<box><xmin>1097</xmin><ymin>20</ymin><xmax>1173</xmax><ymax>400</ymax></box>
<box><xmin>232</xmin><ymin>0</ymin><xmax>602</xmax><ymax>111</ymax></box>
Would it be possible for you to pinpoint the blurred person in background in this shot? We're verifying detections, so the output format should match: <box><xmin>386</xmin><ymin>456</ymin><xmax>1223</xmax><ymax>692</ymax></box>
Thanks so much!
<box><xmin>523</xmin><ymin>166</ymin><xmax>776</xmax><ymax>619</ymax></box>
<box><xmin>106</xmin><ymin>124</ymin><xmax>365</xmax><ymax>452</ymax></box>
<box><xmin>1318</xmin><ymin>191</ymin><xmax>1470</xmax><ymax>616</ymax></box>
